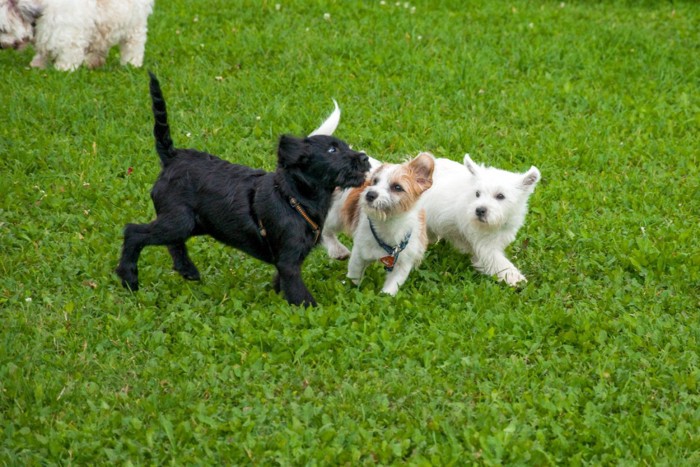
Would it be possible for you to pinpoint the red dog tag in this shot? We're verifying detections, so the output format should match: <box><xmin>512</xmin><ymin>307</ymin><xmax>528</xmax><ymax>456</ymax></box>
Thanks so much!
<box><xmin>379</xmin><ymin>255</ymin><xmax>395</xmax><ymax>269</ymax></box>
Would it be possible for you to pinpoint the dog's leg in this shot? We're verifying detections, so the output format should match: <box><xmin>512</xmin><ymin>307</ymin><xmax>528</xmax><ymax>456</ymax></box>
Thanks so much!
<box><xmin>275</xmin><ymin>261</ymin><xmax>316</xmax><ymax>307</ymax></box>
<box><xmin>53</xmin><ymin>55</ymin><xmax>83</xmax><ymax>71</ymax></box>
<box><xmin>30</xmin><ymin>53</ymin><xmax>47</xmax><ymax>69</ymax></box>
<box><xmin>116</xmin><ymin>212</ymin><xmax>195</xmax><ymax>291</ymax></box>
<box><xmin>472</xmin><ymin>249</ymin><xmax>526</xmax><ymax>286</ymax></box>
<box><xmin>119</xmin><ymin>33</ymin><xmax>146</xmax><ymax>67</ymax></box>
<box><xmin>167</xmin><ymin>243</ymin><xmax>201</xmax><ymax>281</ymax></box>
<box><xmin>447</xmin><ymin>236</ymin><xmax>474</xmax><ymax>256</ymax></box>
<box><xmin>85</xmin><ymin>35</ymin><xmax>111</xmax><ymax>69</ymax></box>
<box><xmin>321</xmin><ymin>230</ymin><xmax>350</xmax><ymax>260</ymax></box>
<box><xmin>381</xmin><ymin>261</ymin><xmax>413</xmax><ymax>296</ymax></box>
<box><xmin>116</xmin><ymin>223</ymin><xmax>150</xmax><ymax>291</ymax></box>
<box><xmin>85</xmin><ymin>50</ymin><xmax>107</xmax><ymax>69</ymax></box>
<box><xmin>346</xmin><ymin>250</ymin><xmax>370</xmax><ymax>286</ymax></box>
<box><xmin>52</xmin><ymin>44</ymin><xmax>86</xmax><ymax>71</ymax></box>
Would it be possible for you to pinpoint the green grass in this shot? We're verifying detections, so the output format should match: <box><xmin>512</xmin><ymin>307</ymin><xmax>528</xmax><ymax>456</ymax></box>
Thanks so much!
<box><xmin>1</xmin><ymin>0</ymin><xmax>699</xmax><ymax>463</ymax></box>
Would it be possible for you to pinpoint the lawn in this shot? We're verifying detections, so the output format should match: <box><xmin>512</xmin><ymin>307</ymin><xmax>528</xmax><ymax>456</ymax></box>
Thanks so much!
<box><xmin>1</xmin><ymin>0</ymin><xmax>699</xmax><ymax>464</ymax></box>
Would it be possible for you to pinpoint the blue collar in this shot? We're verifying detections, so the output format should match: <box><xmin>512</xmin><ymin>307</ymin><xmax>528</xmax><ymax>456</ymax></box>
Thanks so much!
<box><xmin>368</xmin><ymin>218</ymin><xmax>412</xmax><ymax>272</ymax></box>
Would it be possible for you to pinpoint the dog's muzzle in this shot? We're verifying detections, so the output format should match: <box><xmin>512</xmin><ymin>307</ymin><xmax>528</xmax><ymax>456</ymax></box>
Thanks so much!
<box><xmin>341</xmin><ymin>152</ymin><xmax>371</xmax><ymax>187</ymax></box>
<box><xmin>362</xmin><ymin>190</ymin><xmax>390</xmax><ymax>215</ymax></box>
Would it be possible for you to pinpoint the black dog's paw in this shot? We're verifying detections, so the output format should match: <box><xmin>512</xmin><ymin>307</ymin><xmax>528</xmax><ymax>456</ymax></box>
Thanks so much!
<box><xmin>115</xmin><ymin>265</ymin><xmax>139</xmax><ymax>292</ymax></box>
<box><xmin>289</xmin><ymin>290</ymin><xmax>317</xmax><ymax>308</ymax></box>
<box><xmin>180</xmin><ymin>270</ymin><xmax>201</xmax><ymax>281</ymax></box>
<box><xmin>174</xmin><ymin>264</ymin><xmax>201</xmax><ymax>281</ymax></box>
<box><xmin>298</xmin><ymin>296</ymin><xmax>317</xmax><ymax>308</ymax></box>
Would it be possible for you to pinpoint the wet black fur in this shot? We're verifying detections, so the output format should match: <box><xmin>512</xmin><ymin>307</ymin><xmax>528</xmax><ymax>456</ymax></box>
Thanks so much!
<box><xmin>115</xmin><ymin>73</ymin><xmax>370</xmax><ymax>306</ymax></box>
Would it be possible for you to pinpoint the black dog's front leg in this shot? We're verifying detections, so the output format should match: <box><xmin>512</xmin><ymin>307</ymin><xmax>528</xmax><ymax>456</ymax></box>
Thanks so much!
<box><xmin>275</xmin><ymin>262</ymin><xmax>317</xmax><ymax>307</ymax></box>
<box><xmin>167</xmin><ymin>243</ymin><xmax>201</xmax><ymax>281</ymax></box>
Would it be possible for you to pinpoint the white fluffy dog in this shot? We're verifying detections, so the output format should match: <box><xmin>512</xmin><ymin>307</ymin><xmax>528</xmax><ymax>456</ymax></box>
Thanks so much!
<box><xmin>421</xmin><ymin>154</ymin><xmax>540</xmax><ymax>286</ymax></box>
<box><xmin>0</xmin><ymin>0</ymin><xmax>153</xmax><ymax>71</ymax></box>
<box><xmin>323</xmin><ymin>153</ymin><xmax>435</xmax><ymax>295</ymax></box>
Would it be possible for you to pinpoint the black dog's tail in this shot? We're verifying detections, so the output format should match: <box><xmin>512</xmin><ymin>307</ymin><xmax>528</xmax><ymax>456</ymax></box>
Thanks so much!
<box><xmin>148</xmin><ymin>72</ymin><xmax>176</xmax><ymax>166</ymax></box>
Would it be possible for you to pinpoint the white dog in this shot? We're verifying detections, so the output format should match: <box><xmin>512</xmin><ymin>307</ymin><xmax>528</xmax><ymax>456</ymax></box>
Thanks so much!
<box><xmin>421</xmin><ymin>154</ymin><xmax>540</xmax><ymax>286</ymax></box>
<box><xmin>323</xmin><ymin>153</ymin><xmax>435</xmax><ymax>295</ymax></box>
<box><xmin>0</xmin><ymin>0</ymin><xmax>153</xmax><ymax>71</ymax></box>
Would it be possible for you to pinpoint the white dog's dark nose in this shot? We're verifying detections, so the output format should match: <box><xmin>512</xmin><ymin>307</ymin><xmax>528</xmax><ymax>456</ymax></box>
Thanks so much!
<box><xmin>365</xmin><ymin>191</ymin><xmax>378</xmax><ymax>203</ymax></box>
<box><xmin>476</xmin><ymin>207</ymin><xmax>487</xmax><ymax>218</ymax></box>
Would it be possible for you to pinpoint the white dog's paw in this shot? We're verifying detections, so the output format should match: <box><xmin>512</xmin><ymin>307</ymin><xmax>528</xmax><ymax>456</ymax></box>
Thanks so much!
<box><xmin>381</xmin><ymin>284</ymin><xmax>399</xmax><ymax>296</ymax></box>
<box><xmin>30</xmin><ymin>54</ymin><xmax>47</xmax><ymax>69</ymax></box>
<box><xmin>54</xmin><ymin>60</ymin><xmax>81</xmax><ymax>72</ymax></box>
<box><xmin>499</xmin><ymin>268</ymin><xmax>527</xmax><ymax>286</ymax></box>
<box><xmin>348</xmin><ymin>276</ymin><xmax>361</xmax><ymax>286</ymax></box>
<box><xmin>328</xmin><ymin>243</ymin><xmax>351</xmax><ymax>260</ymax></box>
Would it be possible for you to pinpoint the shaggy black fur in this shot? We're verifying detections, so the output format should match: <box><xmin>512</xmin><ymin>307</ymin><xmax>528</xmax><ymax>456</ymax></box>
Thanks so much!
<box><xmin>115</xmin><ymin>73</ymin><xmax>370</xmax><ymax>306</ymax></box>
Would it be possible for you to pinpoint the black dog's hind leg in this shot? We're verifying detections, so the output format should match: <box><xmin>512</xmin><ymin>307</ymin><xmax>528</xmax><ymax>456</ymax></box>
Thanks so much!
<box><xmin>275</xmin><ymin>254</ymin><xmax>317</xmax><ymax>307</ymax></box>
<box><xmin>116</xmin><ymin>210</ymin><xmax>196</xmax><ymax>291</ymax></box>
<box><xmin>168</xmin><ymin>243</ymin><xmax>201</xmax><ymax>281</ymax></box>
<box><xmin>116</xmin><ymin>223</ymin><xmax>149</xmax><ymax>291</ymax></box>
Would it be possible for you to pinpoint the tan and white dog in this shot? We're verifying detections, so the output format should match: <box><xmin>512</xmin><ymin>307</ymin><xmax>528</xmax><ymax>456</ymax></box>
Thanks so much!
<box><xmin>0</xmin><ymin>0</ymin><xmax>153</xmax><ymax>71</ymax></box>
<box><xmin>322</xmin><ymin>153</ymin><xmax>435</xmax><ymax>295</ymax></box>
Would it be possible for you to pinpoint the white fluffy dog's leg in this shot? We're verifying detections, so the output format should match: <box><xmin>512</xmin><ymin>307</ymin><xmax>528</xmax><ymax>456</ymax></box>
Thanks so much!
<box><xmin>30</xmin><ymin>53</ymin><xmax>48</xmax><ymax>68</ymax></box>
<box><xmin>119</xmin><ymin>32</ymin><xmax>147</xmax><ymax>67</ymax></box>
<box><xmin>53</xmin><ymin>52</ymin><xmax>84</xmax><ymax>71</ymax></box>
<box><xmin>472</xmin><ymin>248</ymin><xmax>526</xmax><ymax>286</ymax></box>
<box><xmin>34</xmin><ymin>8</ymin><xmax>92</xmax><ymax>71</ymax></box>
<box><xmin>448</xmin><ymin>236</ymin><xmax>474</xmax><ymax>256</ymax></box>
<box><xmin>85</xmin><ymin>51</ymin><xmax>107</xmax><ymax>68</ymax></box>
<box><xmin>85</xmin><ymin>40</ymin><xmax>109</xmax><ymax>68</ymax></box>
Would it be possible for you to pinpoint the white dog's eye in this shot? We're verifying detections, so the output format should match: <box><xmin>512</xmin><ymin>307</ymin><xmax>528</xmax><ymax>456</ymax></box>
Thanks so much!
<box><xmin>391</xmin><ymin>184</ymin><xmax>404</xmax><ymax>192</ymax></box>
<box><xmin>372</xmin><ymin>178</ymin><xmax>379</xmax><ymax>185</ymax></box>
<box><xmin>327</xmin><ymin>146</ymin><xmax>337</xmax><ymax>153</ymax></box>
<box><xmin>496</xmin><ymin>193</ymin><xmax>506</xmax><ymax>200</ymax></box>
<box><xmin>476</xmin><ymin>191</ymin><xmax>481</xmax><ymax>198</ymax></box>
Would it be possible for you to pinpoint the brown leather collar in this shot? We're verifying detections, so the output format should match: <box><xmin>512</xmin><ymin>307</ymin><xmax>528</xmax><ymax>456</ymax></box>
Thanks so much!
<box><xmin>258</xmin><ymin>197</ymin><xmax>320</xmax><ymax>244</ymax></box>
<box><xmin>288</xmin><ymin>197</ymin><xmax>320</xmax><ymax>243</ymax></box>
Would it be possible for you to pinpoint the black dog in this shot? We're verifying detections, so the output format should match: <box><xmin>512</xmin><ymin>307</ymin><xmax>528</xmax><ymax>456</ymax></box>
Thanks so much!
<box><xmin>116</xmin><ymin>73</ymin><xmax>370</xmax><ymax>306</ymax></box>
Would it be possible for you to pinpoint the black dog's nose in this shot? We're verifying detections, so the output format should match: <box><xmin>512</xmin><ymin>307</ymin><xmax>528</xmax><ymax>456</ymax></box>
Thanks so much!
<box><xmin>476</xmin><ymin>207</ymin><xmax>487</xmax><ymax>218</ymax></box>
<box><xmin>365</xmin><ymin>191</ymin><xmax>378</xmax><ymax>203</ymax></box>
<box><xmin>359</xmin><ymin>153</ymin><xmax>369</xmax><ymax>164</ymax></box>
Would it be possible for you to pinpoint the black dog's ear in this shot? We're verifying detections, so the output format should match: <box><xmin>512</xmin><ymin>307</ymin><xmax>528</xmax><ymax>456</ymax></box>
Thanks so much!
<box><xmin>278</xmin><ymin>135</ymin><xmax>308</xmax><ymax>168</ymax></box>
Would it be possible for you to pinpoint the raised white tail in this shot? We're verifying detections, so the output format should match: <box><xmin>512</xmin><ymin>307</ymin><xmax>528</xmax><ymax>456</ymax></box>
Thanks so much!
<box><xmin>308</xmin><ymin>99</ymin><xmax>340</xmax><ymax>136</ymax></box>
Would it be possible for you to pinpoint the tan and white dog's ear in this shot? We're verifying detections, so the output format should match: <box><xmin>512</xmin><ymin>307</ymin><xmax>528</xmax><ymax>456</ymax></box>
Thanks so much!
<box><xmin>522</xmin><ymin>166</ymin><xmax>541</xmax><ymax>190</ymax></box>
<box><xmin>463</xmin><ymin>153</ymin><xmax>480</xmax><ymax>176</ymax></box>
<box><xmin>409</xmin><ymin>152</ymin><xmax>435</xmax><ymax>192</ymax></box>
<box><xmin>308</xmin><ymin>99</ymin><xmax>340</xmax><ymax>137</ymax></box>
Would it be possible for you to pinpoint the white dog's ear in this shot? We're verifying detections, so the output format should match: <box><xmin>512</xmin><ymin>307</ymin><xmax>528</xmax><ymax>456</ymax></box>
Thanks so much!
<box><xmin>17</xmin><ymin>0</ymin><xmax>43</xmax><ymax>21</ymax></box>
<box><xmin>522</xmin><ymin>166</ymin><xmax>541</xmax><ymax>189</ymax></box>
<box><xmin>463</xmin><ymin>153</ymin><xmax>480</xmax><ymax>176</ymax></box>
<box><xmin>308</xmin><ymin>99</ymin><xmax>340</xmax><ymax>136</ymax></box>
